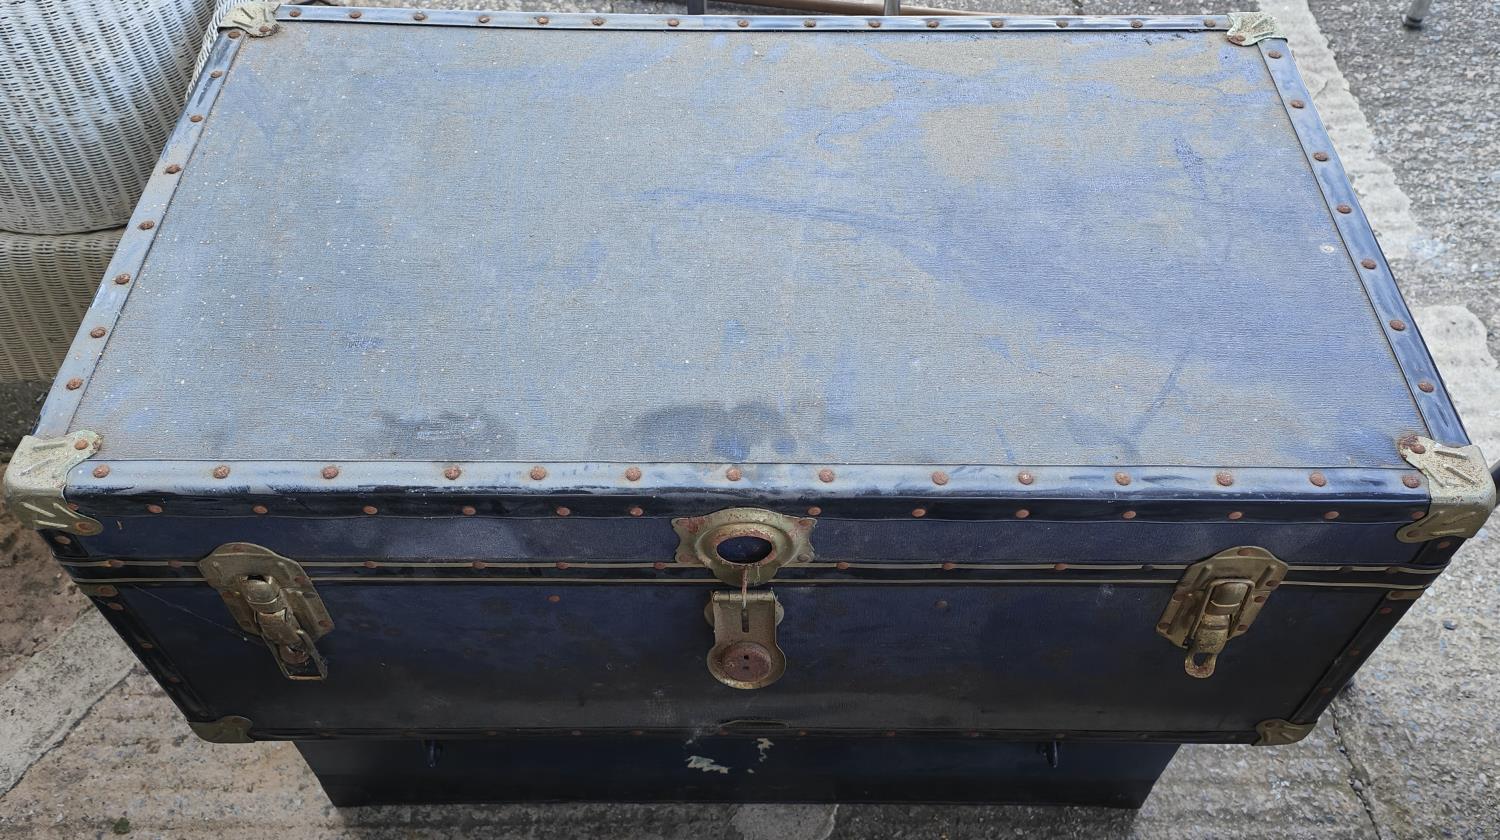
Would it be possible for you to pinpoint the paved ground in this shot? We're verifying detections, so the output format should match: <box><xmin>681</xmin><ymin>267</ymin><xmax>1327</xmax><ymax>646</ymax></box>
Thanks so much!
<box><xmin>2</xmin><ymin>0</ymin><xmax>1498</xmax><ymax>837</ymax></box>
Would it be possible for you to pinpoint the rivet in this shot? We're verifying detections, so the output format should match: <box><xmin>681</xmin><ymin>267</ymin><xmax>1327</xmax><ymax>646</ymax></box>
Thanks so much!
<box><xmin>164</xmin><ymin>164</ymin><xmax>181</xmax><ymax>174</ymax></box>
<box><xmin>73</xmin><ymin>438</ymin><xmax>89</xmax><ymax>450</ymax></box>
<box><xmin>629</xmin><ymin>506</ymin><xmax>644</xmax><ymax>517</ymax></box>
<box><xmin>625</xmin><ymin>466</ymin><xmax>642</xmax><ymax>481</ymax></box>
<box><xmin>868</xmin><ymin>19</ymin><xmax>881</xmax><ymax>28</ymax></box>
<box><xmin>1310</xmin><ymin>471</ymin><xmax>1327</xmax><ymax>487</ymax></box>
<box><xmin>1122</xmin><ymin>510</ymin><xmax>1137</xmax><ymax>520</ymax></box>
<box><xmin>321</xmin><ymin>466</ymin><xmax>339</xmax><ymax>479</ymax></box>
<box><xmin>1056</xmin><ymin>19</ymin><xmax>1068</xmax><ymax>28</ymax></box>
<box><xmin>819</xmin><ymin>468</ymin><xmax>836</xmax><ymax>483</ymax></box>
<box><xmin>1437</xmin><ymin>540</ymin><xmax>1452</xmax><ymax>549</ymax></box>
<box><xmin>113</xmin><ymin>273</ymin><xmax>131</xmax><ymax>284</ymax></box>
<box><xmin>1229</xmin><ymin>34</ymin><xmax>1245</xmax><ymax>44</ymax></box>
<box><xmin>362</xmin><ymin>505</ymin><xmax>378</xmax><ymax>515</ymax></box>
<box><xmin>93</xmin><ymin>465</ymin><xmax>110</xmax><ymax>478</ymax></box>
<box><xmin>190</xmin><ymin>114</ymin><xmax>204</xmax><ymax>123</ymax></box>
<box><xmin>1237</xmin><ymin>548</ymin><xmax>1256</xmax><ymax>557</ymax></box>
<box><xmin>209</xmin><ymin>70</ymin><xmax>223</xmax><ymax>79</ymax></box>
<box><xmin>1114</xmin><ymin>472</ymin><xmax>1130</xmax><ymax>486</ymax></box>
<box><xmin>941</xmin><ymin>561</ymin><xmax>956</xmax><ymax>571</ymax></box>
<box><xmin>1130</xmin><ymin>19</ymin><xmax>1143</xmax><ymax>28</ymax></box>
<box><xmin>472</xmin><ymin>560</ymin><xmax>486</xmax><ymax>569</ymax></box>
<box><xmin>926</xmin><ymin>19</ymin><xmax>939</xmax><ymax>28</ymax></box>
<box><xmin>1402</xmin><ymin>474</ymin><xmax>1421</xmax><ymax>489</ymax></box>
<box><xmin>1053</xmin><ymin>563</ymin><xmax>1068</xmax><ymax>571</ymax></box>
<box><xmin>147</xmin><ymin>504</ymin><xmax>163</xmax><ymax>514</ymax></box>
<box><xmin>1324</xmin><ymin>511</ymin><xmax>1340</xmax><ymax>520</ymax></box>
<box><xmin>536</xmin><ymin>16</ymin><xmax>549</xmax><ymax>25</ymax></box>
<box><xmin>529</xmin><ymin>466</ymin><xmax>547</xmax><ymax>481</ymax></box>
<box><xmin>1015</xmin><ymin>509</ymin><xmax>1030</xmax><ymax>519</ymax></box>
<box><xmin>139</xmin><ymin>641</ymin><xmax>154</xmax><ymax>649</ymax></box>
<box><xmin>89</xmin><ymin>327</ymin><xmax>106</xmax><ymax>338</ymax></box>
<box><xmin>548</xmin><ymin>594</ymin><xmax>561</xmax><ymax>603</ymax></box>
<box><xmin>106</xmin><ymin>559</ymin><xmax>123</xmax><ymax>568</ymax></box>
<box><xmin>931</xmin><ymin>470</ymin><xmax>949</xmax><ymax>486</ymax></box>
<box><xmin>807</xmin><ymin>506</ymin><xmax>822</xmax><ymax>516</ymax></box>
<box><xmin>1390</xmin><ymin>319</ymin><xmax>1407</xmax><ymax>331</ymax></box>
<box><xmin>166</xmin><ymin>674</ymin><xmax>180</xmax><ymax>683</ymax></box>
<box><xmin>348</xmin><ymin>10</ymin><xmax>361</xmax><ymax>18</ymax></box>
<box><xmin>1157</xmin><ymin>621</ymin><xmax>1171</xmax><ymax>629</ymax></box>
<box><xmin>1337</xmin><ymin>204</ymin><xmax>1352</xmax><ymax>214</ymax></box>
<box><xmin>653</xmin><ymin>561</ymin><xmax>667</xmax><ymax>570</ymax></box>
<box><xmin>592</xmin><ymin>17</ymin><xmax>604</xmax><ymax>25</ymax></box>
<box><xmin>556</xmin><ymin>561</ymin><xmax>571</xmax><ymax>570</ymax></box>
<box><xmin>462</xmin><ymin>506</ymin><xmax>476</xmax><ymax>516</ymax></box>
<box><xmin>667</xmin><ymin>18</ymin><xmax>679</xmax><ymax>26</ymax></box>
<box><xmin>212</xmin><ymin>465</ymin><xmax>229</xmax><ymax>479</ymax></box>
<box><xmin>1216</xmin><ymin>471</ymin><xmax>1234</xmax><ymax>487</ymax></box>
<box><xmin>1349</xmin><ymin>649</ymin><xmax>1361</xmax><ymax>657</ymax></box>
<box><xmin>227</xmin><ymin>30</ymin><xmax>241</xmax><ymax>39</ymax></box>
<box><xmin>444</xmin><ymin>466</ymin><xmax>461</xmax><ymax>480</ymax></box>
<box><xmin>1266</xmin><ymin>580</ymin><xmax>1280</xmax><ymax>588</ymax></box>
<box><xmin>1267</xmin><ymin>50</ymin><xmax>1283</xmax><ymax>59</ymax></box>
<box><xmin>1408</xmin><ymin>441</ymin><xmax>1427</xmax><ymax>454</ymax></box>
<box><xmin>1313</xmin><ymin>152</ymin><xmax>1330</xmax><ymax>162</ymax></box>
<box><xmin>1254</xmin><ymin>594</ymin><xmax>1267</xmax><ymax>603</ymax></box>
<box><xmin>65</xmin><ymin>378</ymin><xmax>83</xmax><ymax>390</ymax></box>
<box><xmin>1236</xmin><ymin>624</ymin><xmax>1248</xmax><ymax>632</ymax></box>
<box><xmin>1228</xmin><ymin>511</ymin><xmax>1243</xmax><ymax>520</ymax></box>
<box><xmin>1411</xmin><ymin>510</ymin><xmax>1425</xmax><ymax>520</ymax></box>
<box><xmin>726</xmin><ymin>467</ymin><xmax>742</xmax><ymax>481</ymax></box>
<box><xmin>935</xmin><ymin>599</ymin><xmax>949</xmax><ymax>610</ymax></box>
<box><xmin>991</xmin><ymin>19</ymin><xmax>1005</xmax><ymax>28</ymax></box>
<box><xmin>288</xmin><ymin>8</ymin><xmax>300</xmax><ymax>16</ymax></box>
<box><xmin>1017</xmin><ymin>470</ymin><xmax>1034</xmax><ymax>485</ymax></box>
<box><xmin>555</xmin><ymin>506</ymin><xmax>571</xmax><ymax>517</ymax></box>
<box><xmin>1361</xmin><ymin>258</ymin><xmax>1378</xmax><ymax>269</ymax></box>
<box><xmin>1204</xmin><ymin>18</ymin><xmax>1217</xmax><ymax>27</ymax></box>
<box><xmin>836</xmin><ymin>561</ymin><xmax>851</xmax><ymax>570</ymax></box>
<box><xmin>1290</xmin><ymin>99</ymin><xmax>1305</xmax><ymax>108</ymax></box>
<box><xmin>363</xmin><ymin>560</ymin><xmax>377</xmax><ymax>569</ymax></box>
<box><xmin>804</xmin><ymin>19</ymin><xmax>816</xmax><ymax>27</ymax></box>
<box><xmin>478</xmin><ymin>15</ymin><xmax>491</xmax><ymax>23</ymax></box>
<box><xmin>168</xmin><ymin>559</ymin><xmax>182</xmax><ymax>568</ymax></box>
<box><xmin>252</xmin><ymin>504</ymin><xmax>268</xmax><ymax>515</ymax></box>
<box><xmin>413</xmin><ymin>12</ymin><xmax>427</xmax><ymax>20</ymax></box>
<box><xmin>912</xmin><ymin>507</ymin><xmax>927</xmax><ymax>517</ymax></box>
<box><xmin>107</xmin><ymin>602</ymin><xmax>126</xmax><ymax>611</ymax></box>
<box><xmin>1379</xmin><ymin>607</ymin><xmax>1393</xmax><ymax>615</ymax></box>
<box><xmin>1418</xmin><ymin>381</ymin><xmax>1435</xmax><ymax>393</ymax></box>
<box><xmin>738</xmin><ymin>19</ymin><xmax>749</xmax><ymax>27</ymax></box>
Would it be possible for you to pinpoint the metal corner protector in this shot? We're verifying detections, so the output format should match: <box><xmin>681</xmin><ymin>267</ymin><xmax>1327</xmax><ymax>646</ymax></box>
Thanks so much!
<box><xmin>1255</xmin><ymin>718</ymin><xmax>1314</xmax><ymax>746</ymax></box>
<box><xmin>222</xmin><ymin>2</ymin><xmax>281</xmax><ymax>37</ymax></box>
<box><xmin>2</xmin><ymin>432</ymin><xmax>103</xmax><ymax>534</ymax></box>
<box><xmin>189</xmin><ymin>715</ymin><xmax>255</xmax><ymax>743</ymax></box>
<box><xmin>1397</xmin><ymin>436</ymin><xmax>1497</xmax><ymax>543</ymax></box>
<box><xmin>1226</xmin><ymin>12</ymin><xmax>1284</xmax><ymax>45</ymax></box>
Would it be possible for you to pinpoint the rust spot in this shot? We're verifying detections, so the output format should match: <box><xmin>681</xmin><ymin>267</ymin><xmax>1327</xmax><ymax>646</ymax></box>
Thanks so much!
<box><xmin>209</xmin><ymin>70</ymin><xmax>223</xmax><ymax>79</ymax></box>
<box><xmin>1309</xmin><ymin>471</ymin><xmax>1327</xmax><ymax>487</ymax></box>
<box><xmin>1204</xmin><ymin>18</ymin><xmax>1217</xmax><ymax>27</ymax></box>
<box><xmin>836</xmin><ymin>561</ymin><xmax>850</xmax><ymax>570</ymax></box>
<box><xmin>941</xmin><ymin>561</ymin><xmax>956</xmax><ymax>571</ymax></box>
<box><xmin>89</xmin><ymin>327</ymin><xmax>106</xmax><ymax>338</ymax></box>
<box><xmin>348</xmin><ymin>10</ymin><xmax>361</xmax><ymax>18</ymax></box>
<box><xmin>912</xmin><ymin>507</ymin><xmax>927</xmax><ymax>518</ymax></box>
<box><xmin>212</xmin><ymin>465</ymin><xmax>230</xmax><ymax>479</ymax></box>
<box><xmin>804</xmin><ymin>19</ymin><xmax>816</xmax><ymax>27</ymax></box>
<box><xmin>1337</xmin><ymin>204</ymin><xmax>1352</xmax><ymax>214</ymax></box>
<box><xmin>1359</xmin><ymin>259</ymin><xmax>1378</xmax><ymax>271</ymax></box>
<box><xmin>92</xmin><ymin>465</ymin><xmax>110</xmax><ymax>478</ymax></box>
<box><xmin>113</xmin><ymin>273</ymin><xmax>130</xmax><ymax>285</ymax></box>
<box><xmin>1411</xmin><ymin>510</ymin><xmax>1426</xmax><ymax>520</ymax></box>
<box><xmin>1254</xmin><ymin>595</ymin><xmax>1267</xmax><ymax>603</ymax></box>
<box><xmin>1017</xmin><ymin>470</ymin><xmax>1034</xmax><ymax>485</ymax></box>
<box><xmin>1228</xmin><ymin>511</ymin><xmax>1244</xmax><ymax>520</ymax></box>
<box><xmin>1122</xmin><ymin>510</ymin><xmax>1137</xmax><ymax>520</ymax></box>
<box><xmin>1055</xmin><ymin>19</ymin><xmax>1068</xmax><ymax>28</ymax></box>
<box><xmin>1130</xmin><ymin>19</ymin><xmax>1143</xmax><ymax>28</ymax></box>
<box><xmin>227</xmin><ymin>30</ymin><xmax>241</xmax><ymax>39</ymax></box>
<box><xmin>146</xmin><ymin>504</ymin><xmax>163</xmax><ymax>514</ymax></box>
<box><xmin>1418</xmin><ymin>381</ymin><xmax>1435</xmax><ymax>393</ymax></box>
<box><xmin>819</xmin><ymin>468</ymin><xmax>836</xmax><ymax>483</ymax></box>
<box><xmin>288</xmin><ymin>8</ymin><xmax>300</xmax><ymax>16</ymax></box>
<box><xmin>164</xmin><ymin>164</ymin><xmax>181</xmax><ymax>174</ymax></box>
<box><xmin>1408</xmin><ymin>440</ymin><xmax>1427</xmax><ymax>454</ymax></box>
<box><xmin>738</xmin><ymin>19</ymin><xmax>749</xmax><ymax>27</ymax></box>
<box><xmin>529</xmin><ymin>466</ymin><xmax>547</xmax><ymax>481</ymax></box>
<box><xmin>362</xmin><ymin>505</ymin><xmax>378</xmax><ymax>515</ymax></box>
<box><xmin>926</xmin><ymin>19</ymin><xmax>939</xmax><ymax>28</ymax></box>
<box><xmin>189</xmin><ymin>114</ymin><xmax>204</xmax><ymax>123</ymax></box>
<box><xmin>252</xmin><ymin>504</ymin><xmax>268</xmax><ymax>515</ymax></box>
<box><xmin>1289</xmin><ymin>99</ymin><xmax>1305</xmax><ymax>109</ymax></box>
<box><xmin>1313</xmin><ymin>152</ymin><xmax>1330</xmax><ymax>162</ymax></box>
<box><xmin>629</xmin><ymin>506</ymin><xmax>644</xmax><ymax>517</ymax></box>
<box><xmin>592</xmin><ymin>17</ymin><xmax>605</xmax><ymax>25</ymax></box>
<box><xmin>1267</xmin><ymin>50</ymin><xmax>1283</xmax><ymax>58</ymax></box>
<box><xmin>1323</xmin><ymin>511</ymin><xmax>1339</xmax><ymax>520</ymax></box>
<box><xmin>991</xmin><ymin>19</ymin><xmax>1004</xmax><ymax>28</ymax></box>
<box><xmin>413</xmin><ymin>12</ymin><xmax>427</xmax><ymax>20</ymax></box>
<box><xmin>321</xmin><ymin>466</ymin><xmax>339</xmax><ymax>479</ymax></box>
<box><xmin>726</xmin><ymin>467</ymin><xmax>742</xmax><ymax>481</ymax></box>
<box><xmin>1379</xmin><ymin>607</ymin><xmax>1393</xmax><ymax>615</ymax></box>
<box><xmin>868</xmin><ymin>19</ymin><xmax>881</xmax><ymax>28</ymax></box>
<box><xmin>65</xmin><ymin>378</ymin><xmax>82</xmax><ymax>390</ymax></box>
<box><xmin>1389</xmin><ymin>319</ymin><xmax>1407</xmax><ymax>331</ymax></box>
<box><xmin>1215</xmin><ymin>471</ymin><xmax>1234</xmax><ymax>487</ymax></box>
<box><xmin>556</xmin><ymin>506</ymin><xmax>571</xmax><ymax>517</ymax></box>
<box><xmin>1015</xmin><ymin>509</ymin><xmax>1030</xmax><ymax>519</ymax></box>
<box><xmin>667</xmin><ymin>18</ymin><xmax>679</xmax><ymax>26</ymax></box>
<box><xmin>625</xmin><ymin>466</ymin><xmax>642</xmax><ymax>481</ymax></box>
<box><xmin>653</xmin><ymin>560</ymin><xmax>667</xmax><ymax>570</ymax></box>
<box><xmin>73</xmin><ymin>438</ymin><xmax>89</xmax><ymax>450</ymax></box>
<box><xmin>1437</xmin><ymin>540</ymin><xmax>1452</xmax><ymax>549</ymax></box>
<box><xmin>548</xmin><ymin>594</ymin><xmax>561</xmax><ymax>603</ymax></box>
<box><xmin>1402</xmin><ymin>474</ymin><xmax>1421</xmax><ymax>488</ymax></box>
<box><xmin>461</xmin><ymin>505</ymin><xmax>476</xmax><ymax>516</ymax></box>
<box><xmin>317</xmin><ymin>619</ymin><xmax>333</xmax><ymax>630</ymax></box>
<box><xmin>536</xmin><ymin>16</ymin><xmax>549</xmax><ymax>25</ymax></box>
<box><xmin>1114</xmin><ymin>471</ymin><xmax>1130</xmax><ymax>486</ymax></box>
<box><xmin>444</xmin><ymin>466</ymin><xmax>461</xmax><ymax>480</ymax></box>
<box><xmin>931</xmin><ymin>470</ymin><xmax>949</xmax><ymax>486</ymax></box>
<box><xmin>806</xmin><ymin>506</ymin><xmax>822</xmax><ymax>516</ymax></box>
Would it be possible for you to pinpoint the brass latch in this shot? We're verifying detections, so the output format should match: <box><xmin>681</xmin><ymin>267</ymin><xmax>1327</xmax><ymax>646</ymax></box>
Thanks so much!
<box><xmin>705</xmin><ymin>590</ymin><xmax>785</xmax><ymax>689</ymax></box>
<box><xmin>1157</xmin><ymin>546</ymin><xmax>1286</xmax><ymax>679</ymax></box>
<box><xmin>200</xmin><ymin>542</ymin><xmax>333</xmax><ymax>680</ymax></box>
<box><xmin>674</xmin><ymin>508</ymin><xmax>815</xmax><ymax>587</ymax></box>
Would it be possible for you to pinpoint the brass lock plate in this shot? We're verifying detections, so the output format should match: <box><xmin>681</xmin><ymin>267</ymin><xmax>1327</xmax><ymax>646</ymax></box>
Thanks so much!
<box><xmin>705</xmin><ymin>590</ymin><xmax>786</xmax><ymax>689</ymax></box>
<box><xmin>1157</xmin><ymin>546</ymin><xmax>1286</xmax><ymax>678</ymax></box>
<box><xmin>200</xmin><ymin>542</ymin><xmax>333</xmax><ymax>680</ymax></box>
<box><xmin>673</xmin><ymin>508</ymin><xmax>815</xmax><ymax>587</ymax></box>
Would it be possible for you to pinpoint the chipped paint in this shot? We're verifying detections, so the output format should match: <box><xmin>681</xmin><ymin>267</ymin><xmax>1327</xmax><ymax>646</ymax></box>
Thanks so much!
<box><xmin>687</xmin><ymin>755</ymin><xmax>731</xmax><ymax>775</ymax></box>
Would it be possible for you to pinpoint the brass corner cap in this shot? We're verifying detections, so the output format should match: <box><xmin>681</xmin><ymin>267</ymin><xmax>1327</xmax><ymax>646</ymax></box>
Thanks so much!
<box><xmin>1255</xmin><ymin>718</ymin><xmax>1314</xmax><ymax>746</ymax></box>
<box><xmin>1226</xmin><ymin>12</ymin><xmax>1284</xmax><ymax>45</ymax></box>
<box><xmin>222</xmin><ymin>2</ymin><xmax>281</xmax><ymax>37</ymax></box>
<box><xmin>188</xmin><ymin>715</ymin><xmax>255</xmax><ymax>743</ymax></box>
<box><xmin>3</xmin><ymin>432</ymin><xmax>103</xmax><ymax>534</ymax></box>
<box><xmin>1397</xmin><ymin>437</ymin><xmax>1496</xmax><ymax>543</ymax></box>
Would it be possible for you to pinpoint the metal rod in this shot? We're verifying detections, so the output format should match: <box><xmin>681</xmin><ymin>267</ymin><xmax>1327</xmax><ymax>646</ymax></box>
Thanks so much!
<box><xmin>735</xmin><ymin>0</ymin><xmax>985</xmax><ymax>16</ymax></box>
<box><xmin>883</xmin><ymin>0</ymin><xmax>900</xmax><ymax>16</ymax></box>
<box><xmin>1402</xmin><ymin>0</ymin><xmax>1432</xmax><ymax>28</ymax></box>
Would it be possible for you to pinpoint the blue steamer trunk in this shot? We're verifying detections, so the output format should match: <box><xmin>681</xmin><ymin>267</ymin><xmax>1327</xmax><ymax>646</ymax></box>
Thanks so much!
<box><xmin>6</xmin><ymin>7</ymin><xmax>1495</xmax><ymax>807</ymax></box>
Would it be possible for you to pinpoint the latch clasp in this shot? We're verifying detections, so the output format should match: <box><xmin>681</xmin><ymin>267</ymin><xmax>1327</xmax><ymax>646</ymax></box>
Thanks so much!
<box><xmin>1157</xmin><ymin>546</ymin><xmax>1286</xmax><ymax>679</ymax></box>
<box><xmin>705</xmin><ymin>590</ymin><xmax>785</xmax><ymax>689</ymax></box>
<box><xmin>200</xmin><ymin>542</ymin><xmax>333</xmax><ymax>680</ymax></box>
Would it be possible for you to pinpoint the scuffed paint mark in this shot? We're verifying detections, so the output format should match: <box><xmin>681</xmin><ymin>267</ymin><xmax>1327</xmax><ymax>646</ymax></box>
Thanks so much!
<box><xmin>757</xmin><ymin>738</ymin><xmax>774</xmax><ymax>763</ymax></box>
<box><xmin>687</xmin><ymin>755</ymin><xmax>731</xmax><ymax>775</ymax></box>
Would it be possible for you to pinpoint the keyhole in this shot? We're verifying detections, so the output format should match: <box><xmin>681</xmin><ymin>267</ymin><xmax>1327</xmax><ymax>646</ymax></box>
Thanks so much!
<box><xmin>715</xmin><ymin>536</ymin><xmax>774</xmax><ymax>564</ymax></box>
